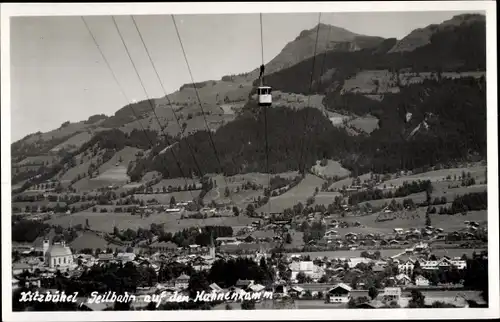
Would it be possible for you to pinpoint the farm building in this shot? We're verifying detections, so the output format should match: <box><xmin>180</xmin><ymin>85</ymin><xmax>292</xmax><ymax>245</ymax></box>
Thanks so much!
<box><xmin>326</xmin><ymin>283</ymin><xmax>352</xmax><ymax>303</ymax></box>
<box><xmin>150</xmin><ymin>241</ymin><xmax>178</xmax><ymax>252</ymax></box>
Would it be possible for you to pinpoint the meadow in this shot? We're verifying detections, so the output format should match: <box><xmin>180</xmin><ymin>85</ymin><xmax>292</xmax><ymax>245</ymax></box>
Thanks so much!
<box><xmin>47</xmin><ymin>210</ymin><xmax>257</xmax><ymax>234</ymax></box>
<box><xmin>256</xmin><ymin>174</ymin><xmax>325</xmax><ymax>214</ymax></box>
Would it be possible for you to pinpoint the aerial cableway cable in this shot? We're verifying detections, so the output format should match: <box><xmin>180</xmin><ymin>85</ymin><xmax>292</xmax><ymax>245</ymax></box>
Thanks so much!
<box><xmin>171</xmin><ymin>14</ymin><xmax>236</xmax><ymax>205</ymax></box>
<box><xmin>84</xmin><ymin>16</ymin><xmax>194</xmax><ymax>201</ymax></box>
<box><xmin>259</xmin><ymin>13</ymin><xmax>273</xmax><ymax>217</ymax></box>
<box><xmin>130</xmin><ymin>15</ymin><xmax>205</xmax><ymax>182</ymax></box>
<box><xmin>110</xmin><ymin>16</ymin><xmax>196</xmax><ymax>201</ymax></box>
<box><xmin>298</xmin><ymin>12</ymin><xmax>322</xmax><ymax>176</ymax></box>
<box><xmin>81</xmin><ymin>16</ymin><xmax>152</xmax><ymax>145</ymax></box>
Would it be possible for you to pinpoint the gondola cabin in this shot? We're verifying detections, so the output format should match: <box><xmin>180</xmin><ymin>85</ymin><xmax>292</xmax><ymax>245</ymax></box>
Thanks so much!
<box><xmin>258</xmin><ymin>86</ymin><xmax>272</xmax><ymax>106</ymax></box>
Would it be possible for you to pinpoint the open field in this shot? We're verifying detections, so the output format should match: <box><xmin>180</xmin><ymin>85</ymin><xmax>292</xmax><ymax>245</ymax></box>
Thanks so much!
<box><xmin>152</xmin><ymin>178</ymin><xmax>199</xmax><ymax>190</ymax></box>
<box><xmin>376</xmin><ymin>165</ymin><xmax>487</xmax><ymax>189</ymax></box>
<box><xmin>203</xmin><ymin>171</ymin><xmax>299</xmax><ymax>206</ymax></box>
<box><xmin>59</xmin><ymin>150</ymin><xmax>103</xmax><ymax>183</ymax></box>
<box><xmin>69</xmin><ymin>231</ymin><xmax>121</xmax><ymax>251</ymax></box>
<box><xmin>311</xmin><ymin>160</ymin><xmax>350</xmax><ymax>178</ymax></box>
<box><xmin>260</xmin><ymin>91</ymin><xmax>326</xmax><ymax>111</ymax></box>
<box><xmin>358</xmin><ymin>192</ymin><xmax>427</xmax><ymax>208</ymax></box>
<box><xmin>133</xmin><ymin>191</ymin><xmax>201</xmax><ymax>204</ymax></box>
<box><xmin>17</xmin><ymin>155</ymin><xmax>60</xmax><ymax>166</ymax></box>
<box><xmin>50</xmin><ymin>131</ymin><xmax>94</xmax><ymax>152</ymax></box>
<box><xmin>341</xmin><ymin>70</ymin><xmax>485</xmax><ymax>95</ymax></box>
<box><xmin>328</xmin><ymin>173</ymin><xmax>373</xmax><ymax>191</ymax></box>
<box><xmin>70</xmin><ymin>146</ymin><xmax>142</xmax><ymax>191</ymax></box>
<box><xmin>313</xmin><ymin>191</ymin><xmax>343</xmax><ymax>206</ymax></box>
<box><xmin>431</xmin><ymin>182</ymin><xmax>487</xmax><ymax>200</ymax></box>
<box><xmin>22</xmin><ymin>121</ymin><xmax>94</xmax><ymax>145</ymax></box>
<box><xmin>348</xmin><ymin>114</ymin><xmax>379</xmax><ymax>134</ymax></box>
<box><xmin>339</xmin><ymin>209</ymin><xmax>487</xmax><ymax>234</ymax></box>
<box><xmin>256</xmin><ymin>174</ymin><xmax>325</xmax><ymax>214</ymax></box>
<box><xmin>46</xmin><ymin>211</ymin><xmax>256</xmax><ymax>233</ymax></box>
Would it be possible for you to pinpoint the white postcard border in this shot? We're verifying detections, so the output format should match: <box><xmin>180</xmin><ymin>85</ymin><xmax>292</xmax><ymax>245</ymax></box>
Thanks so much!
<box><xmin>1</xmin><ymin>1</ymin><xmax>498</xmax><ymax>321</ymax></box>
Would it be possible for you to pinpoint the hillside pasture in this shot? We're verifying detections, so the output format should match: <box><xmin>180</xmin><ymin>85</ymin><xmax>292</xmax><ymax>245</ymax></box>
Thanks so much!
<box><xmin>161</xmin><ymin>79</ymin><xmax>252</xmax><ymax>109</ymax></box>
<box><xmin>47</xmin><ymin>211</ymin><xmax>255</xmax><ymax>234</ymax></box>
<box><xmin>152</xmin><ymin>178</ymin><xmax>200</xmax><ymax>191</ymax></box>
<box><xmin>258</xmin><ymin>91</ymin><xmax>326</xmax><ymax>111</ymax></box>
<box><xmin>22</xmin><ymin>121</ymin><xmax>95</xmax><ymax>145</ymax></box>
<box><xmin>59</xmin><ymin>150</ymin><xmax>103</xmax><ymax>183</ymax></box>
<box><xmin>430</xmin><ymin>182</ymin><xmax>487</xmax><ymax>200</ymax></box>
<box><xmin>375</xmin><ymin>165</ymin><xmax>487</xmax><ymax>189</ymax></box>
<box><xmin>313</xmin><ymin>191</ymin><xmax>343</xmax><ymax>206</ymax></box>
<box><xmin>340</xmin><ymin>208</ymin><xmax>487</xmax><ymax>234</ymax></box>
<box><xmin>50</xmin><ymin>131</ymin><xmax>94</xmax><ymax>152</ymax></box>
<box><xmin>69</xmin><ymin>231</ymin><xmax>122</xmax><ymax>251</ymax></box>
<box><xmin>311</xmin><ymin>160</ymin><xmax>350</xmax><ymax>178</ymax></box>
<box><xmin>133</xmin><ymin>191</ymin><xmax>200</xmax><ymax>204</ymax></box>
<box><xmin>17</xmin><ymin>155</ymin><xmax>60</xmax><ymax>166</ymax></box>
<box><xmin>348</xmin><ymin>114</ymin><xmax>379</xmax><ymax>134</ymax></box>
<box><xmin>203</xmin><ymin>172</ymin><xmax>298</xmax><ymax>206</ymax></box>
<box><xmin>328</xmin><ymin>173</ymin><xmax>373</xmax><ymax>191</ymax></box>
<box><xmin>341</xmin><ymin>70</ymin><xmax>485</xmax><ymax>95</ymax></box>
<box><xmin>256</xmin><ymin>174</ymin><xmax>325</xmax><ymax>214</ymax></box>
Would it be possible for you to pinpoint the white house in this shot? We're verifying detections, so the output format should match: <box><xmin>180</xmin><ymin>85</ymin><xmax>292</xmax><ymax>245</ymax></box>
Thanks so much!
<box><xmin>326</xmin><ymin>283</ymin><xmax>352</xmax><ymax>303</ymax></box>
<box><xmin>175</xmin><ymin>274</ymin><xmax>190</xmax><ymax>289</ymax></box>
<box><xmin>382</xmin><ymin>287</ymin><xmax>402</xmax><ymax>302</ymax></box>
<box><xmin>395</xmin><ymin>273</ymin><xmax>412</xmax><ymax>286</ymax></box>
<box><xmin>415</xmin><ymin>275</ymin><xmax>430</xmax><ymax>286</ymax></box>
<box><xmin>289</xmin><ymin>261</ymin><xmax>324</xmax><ymax>282</ymax></box>
<box><xmin>398</xmin><ymin>259</ymin><xmax>416</xmax><ymax>275</ymax></box>
<box><xmin>116</xmin><ymin>252</ymin><xmax>136</xmax><ymax>263</ymax></box>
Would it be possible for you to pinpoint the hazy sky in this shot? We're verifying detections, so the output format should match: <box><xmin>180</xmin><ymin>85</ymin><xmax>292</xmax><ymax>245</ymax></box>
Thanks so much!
<box><xmin>10</xmin><ymin>11</ymin><xmax>481</xmax><ymax>142</ymax></box>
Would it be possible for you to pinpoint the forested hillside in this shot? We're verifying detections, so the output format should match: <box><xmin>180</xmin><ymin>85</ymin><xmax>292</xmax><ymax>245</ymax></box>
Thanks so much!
<box><xmin>12</xmin><ymin>14</ymin><xmax>487</xmax><ymax>189</ymax></box>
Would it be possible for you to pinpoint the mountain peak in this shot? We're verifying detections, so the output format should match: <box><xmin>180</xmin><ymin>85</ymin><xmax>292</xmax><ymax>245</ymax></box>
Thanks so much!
<box><xmin>389</xmin><ymin>13</ymin><xmax>485</xmax><ymax>53</ymax></box>
<box><xmin>266</xmin><ymin>23</ymin><xmax>383</xmax><ymax>74</ymax></box>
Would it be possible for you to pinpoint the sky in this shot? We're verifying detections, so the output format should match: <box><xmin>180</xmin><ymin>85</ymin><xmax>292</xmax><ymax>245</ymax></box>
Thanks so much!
<box><xmin>10</xmin><ymin>10</ymin><xmax>482</xmax><ymax>142</ymax></box>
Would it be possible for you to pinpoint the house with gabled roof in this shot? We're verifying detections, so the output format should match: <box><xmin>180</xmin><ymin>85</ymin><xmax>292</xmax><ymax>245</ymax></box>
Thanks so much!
<box><xmin>326</xmin><ymin>283</ymin><xmax>352</xmax><ymax>303</ymax></box>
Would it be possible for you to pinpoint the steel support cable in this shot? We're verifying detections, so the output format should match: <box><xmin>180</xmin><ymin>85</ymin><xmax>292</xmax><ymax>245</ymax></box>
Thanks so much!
<box><xmin>82</xmin><ymin>17</ymin><xmax>151</xmax><ymax>144</ymax></box>
<box><xmin>260</xmin><ymin>13</ymin><xmax>272</xmax><ymax>216</ymax></box>
<box><xmin>111</xmin><ymin>16</ymin><xmax>196</xmax><ymax>201</ymax></box>
<box><xmin>130</xmin><ymin>16</ymin><xmax>205</xmax><ymax>182</ymax></box>
<box><xmin>171</xmin><ymin>14</ymin><xmax>236</xmax><ymax>206</ymax></box>
<box><xmin>298</xmin><ymin>13</ymin><xmax>322</xmax><ymax>176</ymax></box>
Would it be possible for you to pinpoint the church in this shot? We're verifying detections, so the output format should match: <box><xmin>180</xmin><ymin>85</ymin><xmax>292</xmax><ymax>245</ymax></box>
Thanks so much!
<box><xmin>43</xmin><ymin>239</ymin><xmax>75</xmax><ymax>270</ymax></box>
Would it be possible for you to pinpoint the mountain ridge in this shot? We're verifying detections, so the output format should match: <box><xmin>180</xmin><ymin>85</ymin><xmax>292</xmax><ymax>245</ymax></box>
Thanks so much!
<box><xmin>11</xmin><ymin>13</ymin><xmax>486</xmax><ymax>193</ymax></box>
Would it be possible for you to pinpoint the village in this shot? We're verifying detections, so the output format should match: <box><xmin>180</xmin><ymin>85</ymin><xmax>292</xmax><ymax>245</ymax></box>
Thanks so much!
<box><xmin>12</xmin><ymin>227</ymin><xmax>488</xmax><ymax>311</ymax></box>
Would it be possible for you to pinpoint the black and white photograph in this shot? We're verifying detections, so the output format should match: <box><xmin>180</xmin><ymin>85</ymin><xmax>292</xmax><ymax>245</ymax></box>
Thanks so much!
<box><xmin>1</xmin><ymin>2</ymin><xmax>498</xmax><ymax>321</ymax></box>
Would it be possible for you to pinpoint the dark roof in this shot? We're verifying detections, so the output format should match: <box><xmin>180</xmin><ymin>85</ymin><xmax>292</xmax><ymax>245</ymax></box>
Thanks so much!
<box><xmin>235</xmin><ymin>279</ymin><xmax>254</xmax><ymax>287</ymax></box>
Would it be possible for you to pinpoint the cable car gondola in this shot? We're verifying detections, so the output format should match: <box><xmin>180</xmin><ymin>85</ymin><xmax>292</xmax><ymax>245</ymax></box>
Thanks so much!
<box><xmin>257</xmin><ymin>64</ymin><xmax>272</xmax><ymax>107</ymax></box>
<box><xmin>258</xmin><ymin>86</ymin><xmax>272</xmax><ymax>107</ymax></box>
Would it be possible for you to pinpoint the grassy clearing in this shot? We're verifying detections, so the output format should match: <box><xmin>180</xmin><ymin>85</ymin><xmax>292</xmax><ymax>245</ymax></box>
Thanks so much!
<box><xmin>348</xmin><ymin>115</ymin><xmax>379</xmax><ymax>134</ymax></box>
<box><xmin>60</xmin><ymin>150</ymin><xmax>103</xmax><ymax>183</ymax></box>
<box><xmin>47</xmin><ymin>211</ymin><xmax>255</xmax><ymax>234</ymax></box>
<box><xmin>341</xmin><ymin>70</ymin><xmax>485</xmax><ymax>95</ymax></box>
<box><xmin>50</xmin><ymin>131</ymin><xmax>93</xmax><ymax>152</ymax></box>
<box><xmin>202</xmin><ymin>172</ymin><xmax>298</xmax><ymax>206</ymax></box>
<box><xmin>133</xmin><ymin>191</ymin><xmax>200</xmax><ymax>204</ymax></box>
<box><xmin>23</xmin><ymin>121</ymin><xmax>92</xmax><ymax>145</ymax></box>
<box><xmin>256</xmin><ymin>174</ymin><xmax>325</xmax><ymax>214</ymax></box>
<box><xmin>152</xmin><ymin>178</ymin><xmax>199</xmax><ymax>190</ymax></box>
<box><xmin>311</xmin><ymin>160</ymin><xmax>350</xmax><ymax>178</ymax></box>
<box><xmin>376</xmin><ymin>165</ymin><xmax>487</xmax><ymax>189</ymax></box>
<box><xmin>339</xmin><ymin>209</ymin><xmax>487</xmax><ymax>234</ymax></box>
<box><xmin>313</xmin><ymin>191</ymin><xmax>343</xmax><ymax>206</ymax></box>
<box><xmin>328</xmin><ymin>173</ymin><xmax>373</xmax><ymax>191</ymax></box>
<box><xmin>17</xmin><ymin>155</ymin><xmax>60</xmax><ymax>166</ymax></box>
